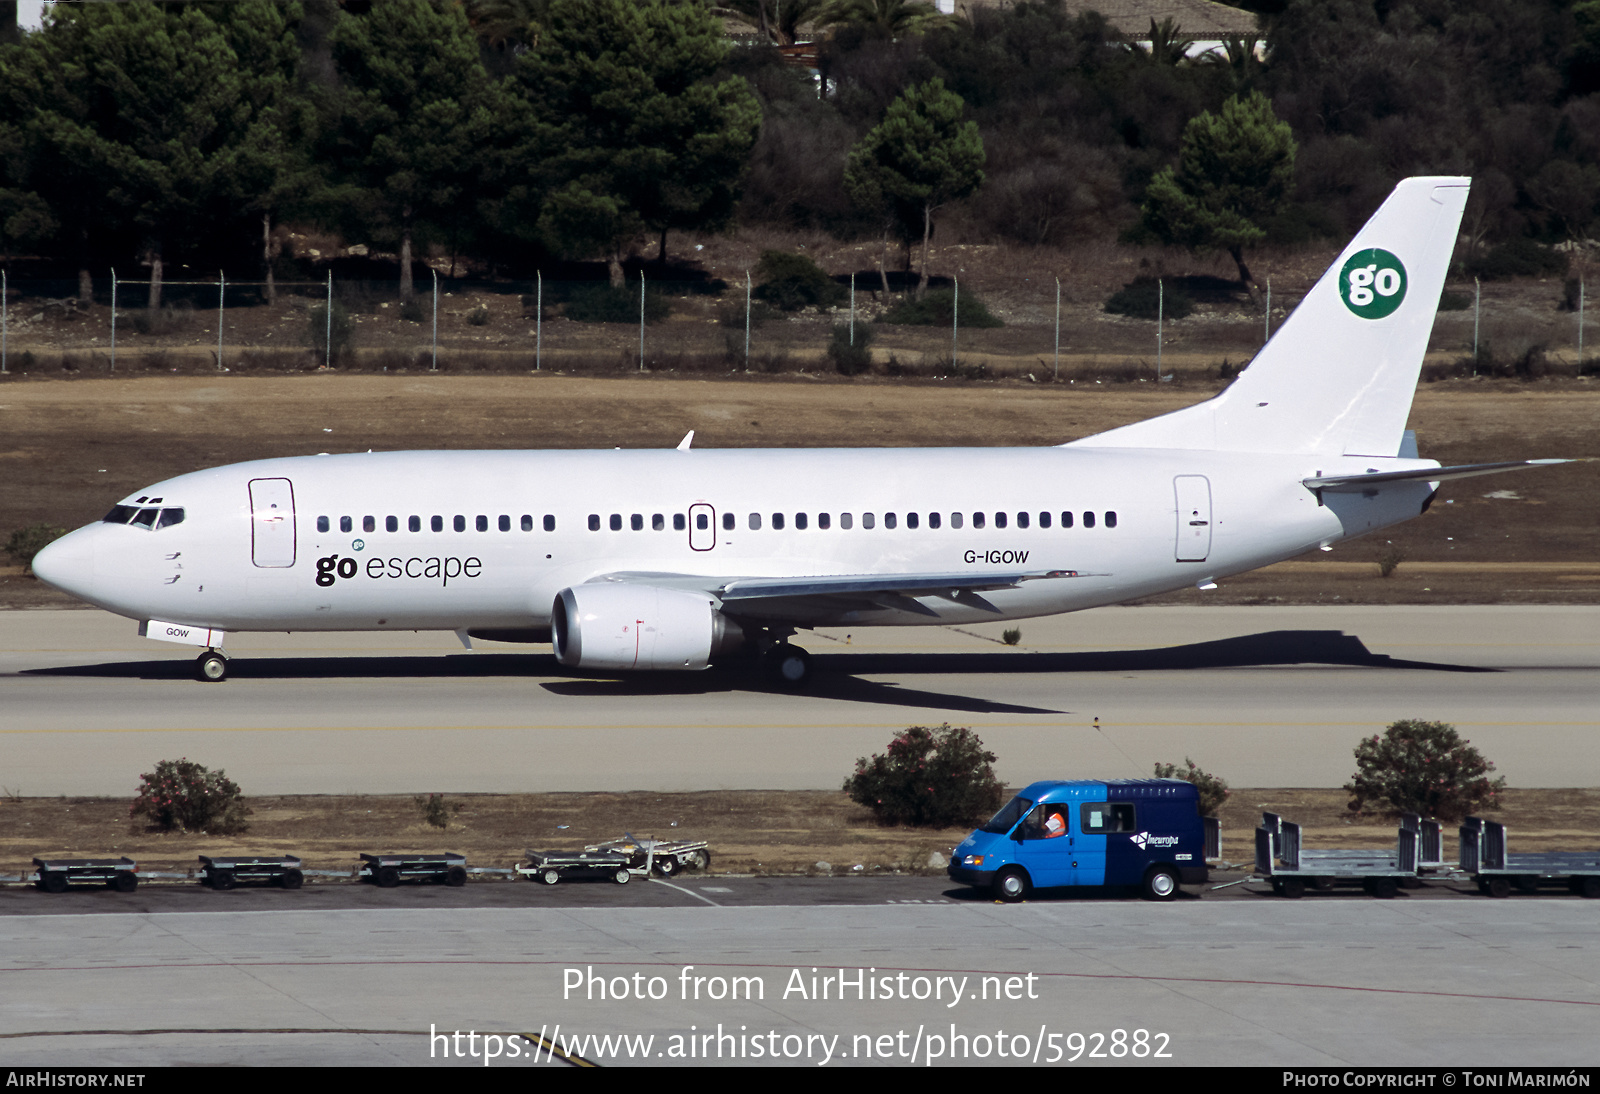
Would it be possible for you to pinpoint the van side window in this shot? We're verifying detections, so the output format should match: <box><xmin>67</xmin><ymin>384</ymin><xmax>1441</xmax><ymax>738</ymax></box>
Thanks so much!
<box><xmin>1080</xmin><ymin>803</ymin><xmax>1135</xmax><ymax>833</ymax></box>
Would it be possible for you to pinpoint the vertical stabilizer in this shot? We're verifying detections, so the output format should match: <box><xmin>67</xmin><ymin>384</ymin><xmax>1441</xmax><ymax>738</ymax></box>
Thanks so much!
<box><xmin>1071</xmin><ymin>177</ymin><xmax>1470</xmax><ymax>456</ymax></box>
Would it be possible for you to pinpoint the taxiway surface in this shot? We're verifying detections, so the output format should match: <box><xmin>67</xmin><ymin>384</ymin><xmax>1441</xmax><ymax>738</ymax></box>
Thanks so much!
<box><xmin>1</xmin><ymin>605</ymin><xmax>1596</xmax><ymax>793</ymax></box>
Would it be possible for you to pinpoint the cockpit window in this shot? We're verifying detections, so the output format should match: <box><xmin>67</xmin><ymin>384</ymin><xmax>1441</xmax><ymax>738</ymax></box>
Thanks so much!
<box><xmin>102</xmin><ymin>505</ymin><xmax>184</xmax><ymax>530</ymax></box>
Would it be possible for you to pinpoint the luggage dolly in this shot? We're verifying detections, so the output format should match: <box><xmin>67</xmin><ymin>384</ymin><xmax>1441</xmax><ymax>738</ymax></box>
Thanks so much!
<box><xmin>33</xmin><ymin>857</ymin><xmax>138</xmax><ymax>894</ymax></box>
<box><xmin>199</xmin><ymin>855</ymin><xmax>304</xmax><ymax>890</ymax></box>
<box><xmin>1254</xmin><ymin>812</ymin><xmax>1422</xmax><ymax>898</ymax></box>
<box><xmin>1460</xmin><ymin>817</ymin><xmax>1600</xmax><ymax>898</ymax></box>
<box><xmin>359</xmin><ymin>852</ymin><xmax>468</xmax><ymax>888</ymax></box>
<box><xmin>584</xmin><ymin>834</ymin><xmax>712</xmax><ymax>878</ymax></box>
<box><xmin>518</xmin><ymin>848</ymin><xmax>636</xmax><ymax>886</ymax></box>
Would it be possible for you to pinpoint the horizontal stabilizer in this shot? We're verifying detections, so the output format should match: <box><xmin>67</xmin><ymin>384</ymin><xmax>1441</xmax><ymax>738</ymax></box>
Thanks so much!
<box><xmin>1304</xmin><ymin>459</ymin><xmax>1572</xmax><ymax>492</ymax></box>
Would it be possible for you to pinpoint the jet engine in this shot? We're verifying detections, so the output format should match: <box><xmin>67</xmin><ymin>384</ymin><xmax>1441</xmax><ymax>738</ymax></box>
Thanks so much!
<box><xmin>551</xmin><ymin>583</ymin><xmax>744</xmax><ymax>671</ymax></box>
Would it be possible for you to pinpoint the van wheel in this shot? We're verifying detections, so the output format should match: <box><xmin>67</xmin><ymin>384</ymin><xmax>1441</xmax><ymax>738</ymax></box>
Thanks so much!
<box><xmin>993</xmin><ymin>867</ymin><xmax>1029</xmax><ymax>903</ymax></box>
<box><xmin>1142</xmin><ymin>865</ymin><xmax>1179</xmax><ymax>901</ymax></box>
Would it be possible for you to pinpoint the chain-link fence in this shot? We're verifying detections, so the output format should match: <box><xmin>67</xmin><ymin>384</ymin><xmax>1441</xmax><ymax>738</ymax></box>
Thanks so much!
<box><xmin>0</xmin><ymin>269</ymin><xmax>1592</xmax><ymax>381</ymax></box>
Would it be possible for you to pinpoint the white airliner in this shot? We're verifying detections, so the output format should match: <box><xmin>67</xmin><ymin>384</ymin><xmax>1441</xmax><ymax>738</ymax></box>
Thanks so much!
<box><xmin>33</xmin><ymin>177</ymin><xmax>1564</xmax><ymax>683</ymax></box>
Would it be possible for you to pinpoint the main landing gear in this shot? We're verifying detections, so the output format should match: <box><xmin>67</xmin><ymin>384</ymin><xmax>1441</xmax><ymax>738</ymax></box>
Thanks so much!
<box><xmin>760</xmin><ymin>642</ymin><xmax>812</xmax><ymax>686</ymax></box>
<box><xmin>195</xmin><ymin>648</ymin><xmax>229</xmax><ymax>682</ymax></box>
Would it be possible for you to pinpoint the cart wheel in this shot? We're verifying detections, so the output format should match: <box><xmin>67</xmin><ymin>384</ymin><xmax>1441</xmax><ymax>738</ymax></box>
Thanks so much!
<box><xmin>1572</xmin><ymin>876</ymin><xmax>1600</xmax><ymax>899</ymax></box>
<box><xmin>42</xmin><ymin>871</ymin><xmax>68</xmax><ymax>894</ymax></box>
<box><xmin>540</xmin><ymin>869</ymin><xmax>560</xmax><ymax>886</ymax></box>
<box><xmin>445</xmin><ymin>866</ymin><xmax>467</xmax><ymax>888</ymax></box>
<box><xmin>1368</xmin><ymin>877</ymin><xmax>1399</xmax><ymax>899</ymax></box>
<box><xmin>1514</xmin><ymin>875</ymin><xmax>1540</xmax><ymax>894</ymax></box>
<box><xmin>1311</xmin><ymin>876</ymin><xmax>1337</xmax><ymax>892</ymax></box>
<box><xmin>689</xmin><ymin>850</ymin><xmax>711</xmax><ymax>872</ymax></box>
<box><xmin>281</xmin><ymin>869</ymin><xmax>304</xmax><ymax>890</ymax></box>
<box><xmin>1484</xmin><ymin>876</ymin><xmax>1512</xmax><ymax>898</ymax></box>
<box><xmin>1279</xmin><ymin>878</ymin><xmax>1306</xmax><ymax>899</ymax></box>
<box><xmin>613</xmin><ymin>867</ymin><xmax>631</xmax><ymax>885</ymax></box>
<box><xmin>653</xmin><ymin>857</ymin><xmax>678</xmax><ymax>877</ymax></box>
<box><xmin>211</xmin><ymin>870</ymin><xmax>234</xmax><ymax>891</ymax></box>
<box><xmin>377</xmin><ymin>866</ymin><xmax>401</xmax><ymax>888</ymax></box>
<box><xmin>111</xmin><ymin>872</ymin><xmax>137</xmax><ymax>893</ymax></box>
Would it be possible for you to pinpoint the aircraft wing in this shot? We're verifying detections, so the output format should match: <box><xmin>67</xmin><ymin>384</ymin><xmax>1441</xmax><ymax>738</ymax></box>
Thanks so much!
<box><xmin>592</xmin><ymin>569</ymin><xmax>1097</xmax><ymax>618</ymax></box>
<box><xmin>1303</xmin><ymin>459</ymin><xmax>1572</xmax><ymax>492</ymax></box>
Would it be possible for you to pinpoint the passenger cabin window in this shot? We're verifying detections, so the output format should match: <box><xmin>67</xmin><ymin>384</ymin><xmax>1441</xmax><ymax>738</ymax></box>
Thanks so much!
<box><xmin>840</xmin><ymin>513</ymin><xmax>853</xmax><ymax>530</ymax></box>
<box><xmin>653</xmin><ymin>514</ymin><xmax>665</xmax><ymax>531</ymax></box>
<box><xmin>722</xmin><ymin>513</ymin><xmax>735</xmax><ymax>531</ymax></box>
<box><xmin>883</xmin><ymin>513</ymin><xmax>896</xmax><ymax>529</ymax></box>
<box><xmin>795</xmin><ymin>513</ymin><xmax>808</xmax><ymax>530</ymax></box>
<box><xmin>340</xmin><ymin>516</ymin><xmax>353</xmax><ymax>533</ymax></box>
<box><xmin>1105</xmin><ymin>511</ymin><xmax>1118</xmax><ymax>528</ymax></box>
<box><xmin>453</xmin><ymin>515</ymin><xmax>466</xmax><ymax>533</ymax></box>
<box><xmin>818</xmin><ymin>513</ymin><xmax>831</xmax><ymax>530</ymax></box>
<box><xmin>588</xmin><ymin>514</ymin><xmax>600</xmax><ymax>531</ymax></box>
<box><xmin>973</xmin><ymin>512</ymin><xmax>986</xmax><ymax>529</ymax></box>
<box><xmin>544</xmin><ymin>515</ymin><xmax>556</xmax><ymax>532</ymax></box>
<box><xmin>409</xmin><ymin>516</ymin><xmax>422</xmax><ymax>532</ymax></box>
<box><xmin>364</xmin><ymin>516</ymin><xmax>376</xmax><ymax>533</ymax></box>
<box><xmin>1083</xmin><ymin>511</ymin><xmax>1096</xmax><ymax>529</ymax></box>
<box><xmin>631</xmin><ymin>514</ymin><xmax>643</xmax><ymax>531</ymax></box>
<box><xmin>906</xmin><ymin>512</ymin><xmax>918</xmax><ymax>529</ymax></box>
<box><xmin>1061</xmin><ymin>511</ymin><xmax>1074</xmax><ymax>528</ymax></box>
<box><xmin>387</xmin><ymin>516</ymin><xmax>399</xmax><ymax>533</ymax></box>
<box><xmin>477</xmin><ymin>515</ymin><xmax>489</xmax><ymax>532</ymax></box>
<box><xmin>951</xmin><ymin>512</ymin><xmax>963</xmax><ymax>529</ymax></box>
<box><xmin>995</xmin><ymin>512</ymin><xmax>1007</xmax><ymax>529</ymax></box>
<box><xmin>1017</xmin><ymin>512</ymin><xmax>1029</xmax><ymax>529</ymax></box>
<box><xmin>499</xmin><ymin>515</ymin><xmax>510</xmax><ymax>532</ymax></box>
<box><xmin>772</xmin><ymin>513</ymin><xmax>785</xmax><ymax>530</ymax></box>
<box><xmin>431</xmin><ymin>516</ymin><xmax>443</xmax><ymax>533</ymax></box>
<box><xmin>674</xmin><ymin>514</ymin><xmax>687</xmax><ymax>532</ymax></box>
<box><xmin>1039</xmin><ymin>512</ymin><xmax>1051</xmax><ymax>529</ymax></box>
<box><xmin>316</xmin><ymin>516</ymin><xmax>330</xmax><ymax>533</ymax></box>
<box><xmin>862</xmin><ymin>513</ymin><xmax>875</xmax><ymax>530</ymax></box>
<box><xmin>748</xmin><ymin>513</ymin><xmax>761</xmax><ymax>530</ymax></box>
<box><xmin>929</xmin><ymin>512</ymin><xmax>941</xmax><ymax>529</ymax></box>
<box><xmin>609</xmin><ymin>514</ymin><xmax>622</xmax><ymax>531</ymax></box>
<box><xmin>521</xmin><ymin>515</ymin><xmax>533</xmax><ymax>532</ymax></box>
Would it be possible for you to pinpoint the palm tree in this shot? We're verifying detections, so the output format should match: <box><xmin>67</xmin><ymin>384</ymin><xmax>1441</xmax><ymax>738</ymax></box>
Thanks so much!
<box><xmin>816</xmin><ymin>0</ymin><xmax>953</xmax><ymax>39</ymax></box>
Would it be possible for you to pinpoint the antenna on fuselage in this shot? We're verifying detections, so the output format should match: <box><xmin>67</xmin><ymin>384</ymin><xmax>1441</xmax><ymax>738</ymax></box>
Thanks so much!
<box><xmin>676</xmin><ymin>431</ymin><xmax>694</xmax><ymax>451</ymax></box>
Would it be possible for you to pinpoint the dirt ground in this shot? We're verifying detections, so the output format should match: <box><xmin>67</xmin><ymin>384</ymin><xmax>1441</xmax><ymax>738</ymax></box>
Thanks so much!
<box><xmin>1</xmin><ymin>374</ymin><xmax>1596</xmax><ymax>607</ymax></box>
<box><xmin>3</xmin><ymin>787</ymin><xmax>1592</xmax><ymax>882</ymax></box>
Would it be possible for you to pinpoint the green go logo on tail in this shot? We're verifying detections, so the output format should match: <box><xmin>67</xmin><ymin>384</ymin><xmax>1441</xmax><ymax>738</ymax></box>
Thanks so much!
<box><xmin>1339</xmin><ymin>248</ymin><xmax>1407</xmax><ymax>319</ymax></box>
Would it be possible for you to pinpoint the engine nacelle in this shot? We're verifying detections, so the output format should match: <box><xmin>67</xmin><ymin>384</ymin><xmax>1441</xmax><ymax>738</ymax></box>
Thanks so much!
<box><xmin>551</xmin><ymin>583</ymin><xmax>743</xmax><ymax>671</ymax></box>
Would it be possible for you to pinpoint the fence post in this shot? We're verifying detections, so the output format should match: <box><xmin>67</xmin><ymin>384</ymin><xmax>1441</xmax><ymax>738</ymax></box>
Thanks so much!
<box><xmin>1473</xmin><ymin>276</ymin><xmax>1480</xmax><ymax>373</ymax></box>
<box><xmin>744</xmin><ymin>270</ymin><xmax>751</xmax><ymax>369</ymax></box>
<box><xmin>952</xmin><ymin>276</ymin><xmax>959</xmax><ymax>369</ymax></box>
<box><xmin>1157</xmin><ymin>277</ymin><xmax>1163</xmax><ymax>380</ymax></box>
<box><xmin>216</xmin><ymin>271</ymin><xmax>225</xmax><ymax>371</ymax></box>
<box><xmin>110</xmin><ymin>269</ymin><xmax>116</xmax><ymax>373</ymax></box>
<box><xmin>1</xmin><ymin>268</ymin><xmax>6</xmax><ymax>375</ymax></box>
<box><xmin>1053</xmin><ymin>276</ymin><xmax>1060</xmax><ymax>382</ymax></box>
<box><xmin>849</xmin><ymin>272</ymin><xmax>855</xmax><ymax>345</ymax></box>
<box><xmin>431</xmin><ymin>269</ymin><xmax>439</xmax><ymax>372</ymax></box>
<box><xmin>1264</xmin><ymin>277</ymin><xmax>1271</xmax><ymax>343</ymax></box>
<box><xmin>639</xmin><ymin>271</ymin><xmax>646</xmax><ymax>371</ymax></box>
<box><xmin>1579</xmin><ymin>273</ymin><xmax>1586</xmax><ymax>367</ymax></box>
<box><xmin>535</xmin><ymin>270</ymin><xmax>542</xmax><ymax>371</ymax></box>
<box><xmin>325</xmin><ymin>270</ymin><xmax>333</xmax><ymax>369</ymax></box>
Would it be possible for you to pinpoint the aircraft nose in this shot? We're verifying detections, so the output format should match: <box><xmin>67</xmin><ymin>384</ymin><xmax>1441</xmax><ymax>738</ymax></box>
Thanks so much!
<box><xmin>30</xmin><ymin>526</ymin><xmax>97</xmax><ymax>600</ymax></box>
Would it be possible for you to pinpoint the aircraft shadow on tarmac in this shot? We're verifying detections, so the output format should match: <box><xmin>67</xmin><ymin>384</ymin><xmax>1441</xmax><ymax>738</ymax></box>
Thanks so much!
<box><xmin>25</xmin><ymin>629</ymin><xmax>1494</xmax><ymax>717</ymax></box>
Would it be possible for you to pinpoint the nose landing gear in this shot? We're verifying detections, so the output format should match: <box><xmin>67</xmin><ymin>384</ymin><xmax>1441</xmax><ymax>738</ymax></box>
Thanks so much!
<box><xmin>196</xmin><ymin>649</ymin><xmax>229</xmax><ymax>682</ymax></box>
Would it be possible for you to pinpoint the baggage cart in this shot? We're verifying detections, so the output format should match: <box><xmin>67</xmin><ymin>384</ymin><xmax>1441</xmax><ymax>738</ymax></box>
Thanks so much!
<box><xmin>359</xmin><ymin>852</ymin><xmax>468</xmax><ymax>888</ymax></box>
<box><xmin>1255</xmin><ymin>812</ymin><xmax>1420</xmax><ymax>898</ymax></box>
<box><xmin>1460</xmin><ymin>817</ymin><xmax>1600</xmax><ymax>898</ymax></box>
<box><xmin>198</xmin><ymin>855</ymin><xmax>304</xmax><ymax>890</ymax></box>
<box><xmin>584</xmin><ymin>834</ymin><xmax>711</xmax><ymax>877</ymax></box>
<box><xmin>33</xmin><ymin>857</ymin><xmax>138</xmax><ymax>893</ymax></box>
<box><xmin>518</xmin><ymin>848</ymin><xmax>636</xmax><ymax>886</ymax></box>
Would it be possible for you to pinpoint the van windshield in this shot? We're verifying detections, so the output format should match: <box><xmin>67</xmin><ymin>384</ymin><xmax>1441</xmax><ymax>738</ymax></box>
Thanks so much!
<box><xmin>980</xmin><ymin>795</ymin><xmax>1033</xmax><ymax>834</ymax></box>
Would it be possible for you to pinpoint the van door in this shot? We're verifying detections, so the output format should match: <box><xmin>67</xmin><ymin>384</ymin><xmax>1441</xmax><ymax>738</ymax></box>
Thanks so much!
<box><xmin>249</xmin><ymin>478</ymin><xmax>296</xmax><ymax>567</ymax></box>
<box><xmin>1013</xmin><ymin>802</ymin><xmax>1076</xmax><ymax>888</ymax></box>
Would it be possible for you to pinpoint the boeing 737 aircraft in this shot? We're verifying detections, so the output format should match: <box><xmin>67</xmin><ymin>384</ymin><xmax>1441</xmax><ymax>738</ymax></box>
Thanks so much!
<box><xmin>32</xmin><ymin>177</ymin><xmax>1565</xmax><ymax>683</ymax></box>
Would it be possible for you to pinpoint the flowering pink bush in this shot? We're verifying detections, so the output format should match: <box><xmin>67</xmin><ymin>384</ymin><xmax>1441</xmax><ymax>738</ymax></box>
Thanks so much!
<box><xmin>130</xmin><ymin>758</ymin><xmax>251</xmax><ymax>834</ymax></box>
<box><xmin>843</xmin><ymin>724</ymin><xmax>1003</xmax><ymax>828</ymax></box>
<box><xmin>1344</xmin><ymin>720</ymin><xmax>1505</xmax><ymax>822</ymax></box>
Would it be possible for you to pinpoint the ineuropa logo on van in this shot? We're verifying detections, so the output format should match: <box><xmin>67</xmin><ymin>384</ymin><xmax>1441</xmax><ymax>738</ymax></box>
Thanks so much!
<box><xmin>1339</xmin><ymin>247</ymin><xmax>1407</xmax><ymax>319</ymax></box>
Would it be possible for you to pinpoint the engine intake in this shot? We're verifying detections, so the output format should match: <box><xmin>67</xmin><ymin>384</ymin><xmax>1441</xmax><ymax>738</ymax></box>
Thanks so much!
<box><xmin>552</xmin><ymin>583</ymin><xmax>743</xmax><ymax>671</ymax></box>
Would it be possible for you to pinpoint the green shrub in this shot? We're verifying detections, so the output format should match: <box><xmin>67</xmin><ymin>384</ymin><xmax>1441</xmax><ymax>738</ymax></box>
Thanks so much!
<box><xmin>130</xmin><ymin>758</ymin><xmax>250</xmax><ymax>834</ymax></box>
<box><xmin>826</xmin><ymin>322</ymin><xmax>873</xmax><ymax>376</ymax></box>
<box><xmin>752</xmin><ymin>251</ymin><xmax>844</xmax><ymax>311</ymax></box>
<box><xmin>1153</xmin><ymin>758</ymin><xmax>1230</xmax><ymax>817</ymax></box>
<box><xmin>466</xmin><ymin>305</ymin><xmax>490</xmax><ymax>326</ymax></box>
<box><xmin>564</xmin><ymin>283</ymin><xmax>671</xmax><ymax>324</ymax></box>
<box><xmin>1001</xmin><ymin>627</ymin><xmax>1021</xmax><ymax>646</ymax></box>
<box><xmin>880</xmin><ymin>287</ymin><xmax>1004</xmax><ymax>327</ymax></box>
<box><xmin>399</xmin><ymin>298</ymin><xmax>425</xmax><ymax>323</ymax></box>
<box><xmin>5</xmin><ymin>523</ymin><xmax>66</xmax><ymax>572</ymax></box>
<box><xmin>1104</xmin><ymin>278</ymin><xmax>1194</xmax><ymax>320</ymax></box>
<box><xmin>1438</xmin><ymin>289</ymin><xmax>1472</xmax><ymax>312</ymax></box>
<box><xmin>415</xmin><ymin>792</ymin><xmax>458</xmax><ymax>829</ymax></box>
<box><xmin>1344</xmin><ymin>719</ymin><xmax>1505</xmax><ymax>822</ymax></box>
<box><xmin>844</xmin><ymin>724</ymin><xmax>1005</xmax><ymax>828</ymax></box>
<box><xmin>308</xmin><ymin>301</ymin><xmax>354</xmax><ymax>363</ymax></box>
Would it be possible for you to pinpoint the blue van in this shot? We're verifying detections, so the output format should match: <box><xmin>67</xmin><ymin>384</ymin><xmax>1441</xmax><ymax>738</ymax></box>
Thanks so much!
<box><xmin>948</xmin><ymin>779</ymin><xmax>1209</xmax><ymax>902</ymax></box>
